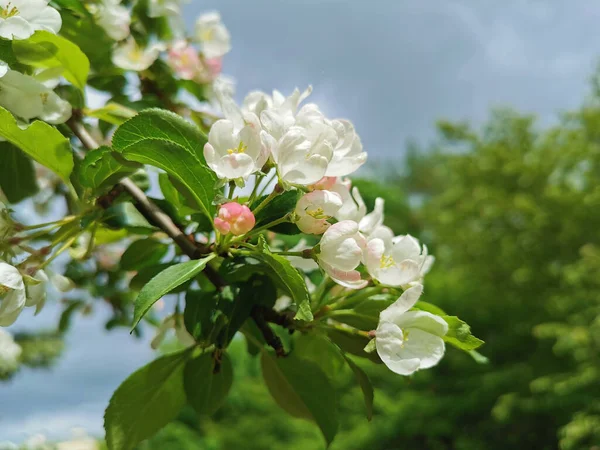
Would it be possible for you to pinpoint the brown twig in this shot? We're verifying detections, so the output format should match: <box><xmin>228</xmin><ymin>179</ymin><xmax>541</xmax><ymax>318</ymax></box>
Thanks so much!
<box><xmin>251</xmin><ymin>306</ymin><xmax>286</xmax><ymax>357</ymax></box>
<box><xmin>67</xmin><ymin>119</ymin><xmax>226</xmax><ymax>289</ymax></box>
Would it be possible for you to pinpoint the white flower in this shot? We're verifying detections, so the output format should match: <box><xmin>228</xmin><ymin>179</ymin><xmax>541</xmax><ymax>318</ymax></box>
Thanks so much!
<box><xmin>325</xmin><ymin>119</ymin><xmax>367</xmax><ymax>177</ymax></box>
<box><xmin>151</xmin><ymin>314</ymin><xmax>195</xmax><ymax>350</ymax></box>
<box><xmin>317</xmin><ymin>220</ymin><xmax>367</xmax><ymax>289</ymax></box>
<box><xmin>148</xmin><ymin>0</ymin><xmax>186</xmax><ymax>18</ymax></box>
<box><xmin>261</xmin><ymin>122</ymin><xmax>336</xmax><ymax>186</ymax></box>
<box><xmin>0</xmin><ymin>68</ymin><xmax>72</xmax><ymax>124</ymax></box>
<box><xmin>195</xmin><ymin>11</ymin><xmax>231</xmax><ymax>59</ymax></box>
<box><xmin>331</xmin><ymin>178</ymin><xmax>366</xmax><ymax>222</ymax></box>
<box><xmin>0</xmin><ymin>262</ymin><xmax>26</xmax><ymax>326</ymax></box>
<box><xmin>0</xmin><ymin>328</ymin><xmax>21</xmax><ymax>375</ymax></box>
<box><xmin>112</xmin><ymin>38</ymin><xmax>165</xmax><ymax>71</ymax></box>
<box><xmin>294</xmin><ymin>190</ymin><xmax>342</xmax><ymax>234</ymax></box>
<box><xmin>90</xmin><ymin>0</ymin><xmax>130</xmax><ymax>41</ymax></box>
<box><xmin>204</xmin><ymin>92</ymin><xmax>265</xmax><ymax>181</ymax></box>
<box><xmin>330</xmin><ymin>178</ymin><xmax>385</xmax><ymax>236</ymax></box>
<box><xmin>366</xmin><ymin>234</ymin><xmax>432</xmax><ymax>287</ymax></box>
<box><xmin>376</xmin><ymin>284</ymin><xmax>447</xmax><ymax>375</ymax></box>
<box><xmin>0</xmin><ymin>0</ymin><xmax>61</xmax><ymax>40</ymax></box>
<box><xmin>24</xmin><ymin>268</ymin><xmax>73</xmax><ymax>315</ymax></box>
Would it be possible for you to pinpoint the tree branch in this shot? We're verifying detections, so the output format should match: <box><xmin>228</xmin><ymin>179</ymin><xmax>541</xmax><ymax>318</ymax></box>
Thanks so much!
<box><xmin>67</xmin><ymin>118</ymin><xmax>226</xmax><ymax>289</ymax></box>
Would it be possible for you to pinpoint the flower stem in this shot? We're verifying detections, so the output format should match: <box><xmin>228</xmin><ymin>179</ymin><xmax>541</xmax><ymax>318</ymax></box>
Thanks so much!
<box><xmin>252</xmin><ymin>189</ymin><xmax>279</xmax><ymax>216</ymax></box>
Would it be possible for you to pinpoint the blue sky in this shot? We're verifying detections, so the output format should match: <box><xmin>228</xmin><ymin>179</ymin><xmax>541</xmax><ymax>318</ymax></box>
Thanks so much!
<box><xmin>1</xmin><ymin>0</ymin><xmax>599</xmax><ymax>443</ymax></box>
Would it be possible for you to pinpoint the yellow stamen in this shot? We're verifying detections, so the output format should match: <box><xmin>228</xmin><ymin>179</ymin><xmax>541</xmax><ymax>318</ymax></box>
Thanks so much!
<box><xmin>380</xmin><ymin>254</ymin><xmax>395</xmax><ymax>269</ymax></box>
<box><xmin>306</xmin><ymin>207</ymin><xmax>328</xmax><ymax>220</ymax></box>
<box><xmin>0</xmin><ymin>3</ymin><xmax>19</xmax><ymax>19</ymax></box>
<box><xmin>227</xmin><ymin>141</ymin><xmax>247</xmax><ymax>155</ymax></box>
<box><xmin>199</xmin><ymin>28</ymin><xmax>214</xmax><ymax>42</ymax></box>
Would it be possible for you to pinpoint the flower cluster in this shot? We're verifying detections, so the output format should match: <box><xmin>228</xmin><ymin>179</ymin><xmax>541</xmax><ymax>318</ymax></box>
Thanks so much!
<box><xmin>0</xmin><ymin>1</ymin><xmax>71</xmax><ymax>125</ymax></box>
<box><xmin>195</xmin><ymin>80</ymin><xmax>445</xmax><ymax>376</ymax></box>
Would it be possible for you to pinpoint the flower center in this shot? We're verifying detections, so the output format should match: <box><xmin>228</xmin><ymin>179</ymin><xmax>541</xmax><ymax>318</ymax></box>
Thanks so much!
<box><xmin>199</xmin><ymin>28</ymin><xmax>214</xmax><ymax>42</ymax></box>
<box><xmin>400</xmin><ymin>328</ymin><xmax>410</xmax><ymax>347</ymax></box>
<box><xmin>40</xmin><ymin>92</ymin><xmax>49</xmax><ymax>105</ymax></box>
<box><xmin>0</xmin><ymin>285</ymin><xmax>11</xmax><ymax>296</ymax></box>
<box><xmin>379</xmin><ymin>254</ymin><xmax>395</xmax><ymax>269</ymax></box>
<box><xmin>227</xmin><ymin>141</ymin><xmax>247</xmax><ymax>155</ymax></box>
<box><xmin>0</xmin><ymin>3</ymin><xmax>19</xmax><ymax>19</ymax></box>
<box><xmin>306</xmin><ymin>207</ymin><xmax>328</xmax><ymax>220</ymax></box>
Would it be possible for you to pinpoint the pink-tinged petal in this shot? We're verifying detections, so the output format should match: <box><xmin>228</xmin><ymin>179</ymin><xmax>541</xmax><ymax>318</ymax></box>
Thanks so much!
<box><xmin>214</xmin><ymin>217</ymin><xmax>230</xmax><ymax>235</ymax></box>
<box><xmin>320</xmin><ymin>261</ymin><xmax>367</xmax><ymax>290</ymax></box>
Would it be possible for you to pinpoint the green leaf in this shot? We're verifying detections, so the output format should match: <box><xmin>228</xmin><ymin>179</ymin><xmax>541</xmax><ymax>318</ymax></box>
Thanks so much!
<box><xmin>184</xmin><ymin>290</ymin><xmax>219</xmax><ymax>341</ymax></box>
<box><xmin>329</xmin><ymin>296</ymin><xmax>395</xmax><ymax>331</ymax></box>
<box><xmin>120</xmin><ymin>239</ymin><xmax>168</xmax><ymax>271</ymax></box>
<box><xmin>252</xmin><ymin>236</ymin><xmax>312</xmax><ymax>321</ymax></box>
<box><xmin>184</xmin><ymin>352</ymin><xmax>233</xmax><ymax>416</ymax></box>
<box><xmin>442</xmin><ymin>315</ymin><xmax>485</xmax><ymax>351</ymax></box>
<box><xmin>254</xmin><ymin>190</ymin><xmax>302</xmax><ymax>234</ymax></box>
<box><xmin>412</xmin><ymin>300</ymin><xmax>447</xmax><ymax>316</ymax></box>
<box><xmin>294</xmin><ymin>333</ymin><xmax>345</xmax><ymax>382</ymax></box>
<box><xmin>58</xmin><ymin>300</ymin><xmax>85</xmax><ymax>333</ymax></box>
<box><xmin>129</xmin><ymin>264</ymin><xmax>190</xmax><ymax>293</ymax></box>
<box><xmin>0</xmin><ymin>39</ymin><xmax>18</xmax><ymax>67</ymax></box>
<box><xmin>326</xmin><ymin>329</ymin><xmax>382</xmax><ymax>364</ymax></box>
<box><xmin>261</xmin><ymin>350</ymin><xmax>339</xmax><ymax>446</ymax></box>
<box><xmin>52</xmin><ymin>0</ymin><xmax>91</xmax><ymax>16</ymax></box>
<box><xmin>0</xmin><ymin>142</ymin><xmax>38</xmax><ymax>203</ymax></box>
<box><xmin>103</xmin><ymin>202</ymin><xmax>156</xmax><ymax>232</ymax></box>
<box><xmin>342</xmin><ymin>355</ymin><xmax>374</xmax><ymax>421</ymax></box>
<box><xmin>104</xmin><ymin>350</ymin><xmax>188</xmax><ymax>450</ymax></box>
<box><xmin>0</xmin><ymin>106</ymin><xmax>73</xmax><ymax>183</ymax></box>
<box><xmin>132</xmin><ymin>256</ymin><xmax>216</xmax><ymax>329</ymax></box>
<box><xmin>78</xmin><ymin>146</ymin><xmax>138</xmax><ymax>192</ymax></box>
<box><xmin>85</xmin><ymin>103</ymin><xmax>137</xmax><ymax>125</ymax></box>
<box><xmin>13</xmin><ymin>31</ymin><xmax>90</xmax><ymax>90</ymax></box>
<box><xmin>112</xmin><ymin>109</ymin><xmax>216</xmax><ymax>221</ymax></box>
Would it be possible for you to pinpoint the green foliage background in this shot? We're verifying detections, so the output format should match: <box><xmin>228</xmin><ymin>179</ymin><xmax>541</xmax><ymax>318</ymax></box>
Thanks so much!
<box><xmin>132</xmin><ymin>86</ymin><xmax>600</xmax><ymax>450</ymax></box>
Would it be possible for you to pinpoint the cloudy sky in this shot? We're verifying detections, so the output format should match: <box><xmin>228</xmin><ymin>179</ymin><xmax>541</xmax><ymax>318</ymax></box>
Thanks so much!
<box><xmin>2</xmin><ymin>0</ymin><xmax>599</xmax><ymax>443</ymax></box>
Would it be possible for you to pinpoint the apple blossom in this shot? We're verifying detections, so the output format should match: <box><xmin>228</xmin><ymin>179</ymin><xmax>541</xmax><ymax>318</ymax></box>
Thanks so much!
<box><xmin>0</xmin><ymin>0</ymin><xmax>61</xmax><ymax>40</ymax></box>
<box><xmin>330</xmin><ymin>178</ymin><xmax>386</xmax><ymax>235</ymax></box>
<box><xmin>214</xmin><ymin>202</ymin><xmax>256</xmax><ymax>236</ymax></box>
<box><xmin>112</xmin><ymin>39</ymin><xmax>165</xmax><ymax>72</ymax></box>
<box><xmin>376</xmin><ymin>284</ymin><xmax>448</xmax><ymax>375</ymax></box>
<box><xmin>325</xmin><ymin>119</ymin><xmax>367</xmax><ymax>177</ymax></box>
<box><xmin>317</xmin><ymin>220</ymin><xmax>368</xmax><ymax>289</ymax></box>
<box><xmin>0</xmin><ymin>261</ymin><xmax>26</xmax><ymax>326</ymax></box>
<box><xmin>23</xmin><ymin>268</ymin><xmax>73</xmax><ymax>315</ymax></box>
<box><xmin>310</xmin><ymin>176</ymin><xmax>337</xmax><ymax>191</ymax></box>
<box><xmin>90</xmin><ymin>0</ymin><xmax>130</xmax><ymax>41</ymax></box>
<box><xmin>331</xmin><ymin>178</ymin><xmax>366</xmax><ymax>222</ymax></box>
<box><xmin>0</xmin><ymin>66</ymin><xmax>72</xmax><ymax>124</ymax></box>
<box><xmin>0</xmin><ymin>328</ymin><xmax>21</xmax><ymax>375</ymax></box>
<box><xmin>262</xmin><ymin>124</ymin><xmax>336</xmax><ymax>186</ymax></box>
<box><xmin>204</xmin><ymin>93</ymin><xmax>265</xmax><ymax>181</ymax></box>
<box><xmin>195</xmin><ymin>11</ymin><xmax>231</xmax><ymax>59</ymax></box>
<box><xmin>151</xmin><ymin>314</ymin><xmax>195</xmax><ymax>350</ymax></box>
<box><xmin>366</xmin><ymin>234</ymin><xmax>432</xmax><ymax>288</ymax></box>
<box><xmin>294</xmin><ymin>190</ymin><xmax>343</xmax><ymax>234</ymax></box>
<box><xmin>167</xmin><ymin>40</ymin><xmax>203</xmax><ymax>80</ymax></box>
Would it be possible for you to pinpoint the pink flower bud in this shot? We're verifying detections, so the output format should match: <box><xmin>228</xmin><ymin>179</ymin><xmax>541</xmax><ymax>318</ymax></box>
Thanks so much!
<box><xmin>214</xmin><ymin>202</ymin><xmax>256</xmax><ymax>236</ymax></box>
<box><xmin>167</xmin><ymin>41</ymin><xmax>202</xmax><ymax>80</ymax></box>
<box><xmin>204</xmin><ymin>57</ymin><xmax>223</xmax><ymax>79</ymax></box>
<box><xmin>310</xmin><ymin>176</ymin><xmax>337</xmax><ymax>191</ymax></box>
